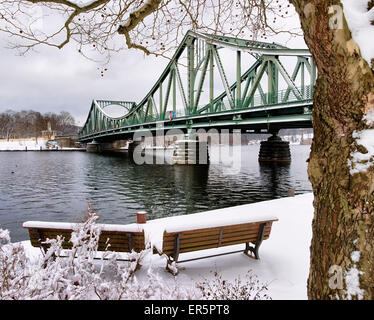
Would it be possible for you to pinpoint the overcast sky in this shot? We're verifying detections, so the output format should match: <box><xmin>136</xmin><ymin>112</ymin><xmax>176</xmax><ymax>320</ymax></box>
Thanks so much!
<box><xmin>0</xmin><ymin>7</ymin><xmax>307</xmax><ymax>127</ymax></box>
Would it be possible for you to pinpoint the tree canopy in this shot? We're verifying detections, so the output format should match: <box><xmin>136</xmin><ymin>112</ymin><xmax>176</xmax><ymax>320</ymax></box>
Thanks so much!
<box><xmin>0</xmin><ymin>109</ymin><xmax>77</xmax><ymax>139</ymax></box>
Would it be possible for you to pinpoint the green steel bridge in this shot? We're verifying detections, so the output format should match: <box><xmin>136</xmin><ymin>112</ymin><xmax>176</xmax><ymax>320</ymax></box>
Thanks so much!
<box><xmin>78</xmin><ymin>31</ymin><xmax>315</xmax><ymax>143</ymax></box>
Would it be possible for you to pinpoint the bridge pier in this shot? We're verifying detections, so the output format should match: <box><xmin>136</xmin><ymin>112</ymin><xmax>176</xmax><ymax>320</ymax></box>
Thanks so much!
<box><xmin>86</xmin><ymin>140</ymin><xmax>101</xmax><ymax>153</ymax></box>
<box><xmin>172</xmin><ymin>134</ymin><xmax>209</xmax><ymax>165</ymax></box>
<box><xmin>258</xmin><ymin>133</ymin><xmax>291</xmax><ymax>163</ymax></box>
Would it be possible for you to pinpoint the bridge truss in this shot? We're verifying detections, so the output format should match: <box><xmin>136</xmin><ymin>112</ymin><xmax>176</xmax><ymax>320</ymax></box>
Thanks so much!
<box><xmin>79</xmin><ymin>31</ymin><xmax>315</xmax><ymax>142</ymax></box>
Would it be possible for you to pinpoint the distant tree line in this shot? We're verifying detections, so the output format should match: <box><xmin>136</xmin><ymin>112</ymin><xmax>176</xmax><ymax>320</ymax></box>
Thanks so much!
<box><xmin>0</xmin><ymin>109</ymin><xmax>78</xmax><ymax>140</ymax></box>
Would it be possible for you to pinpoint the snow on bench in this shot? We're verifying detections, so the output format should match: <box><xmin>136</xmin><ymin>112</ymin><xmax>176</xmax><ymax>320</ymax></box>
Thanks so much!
<box><xmin>23</xmin><ymin>221</ymin><xmax>145</xmax><ymax>253</ymax></box>
<box><xmin>23</xmin><ymin>205</ymin><xmax>278</xmax><ymax>273</ymax></box>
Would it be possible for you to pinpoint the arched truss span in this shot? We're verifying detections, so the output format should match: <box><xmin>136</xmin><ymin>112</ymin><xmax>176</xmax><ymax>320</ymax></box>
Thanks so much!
<box><xmin>79</xmin><ymin>31</ymin><xmax>315</xmax><ymax>141</ymax></box>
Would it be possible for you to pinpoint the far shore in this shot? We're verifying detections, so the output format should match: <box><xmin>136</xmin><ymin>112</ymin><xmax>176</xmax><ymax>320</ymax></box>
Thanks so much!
<box><xmin>0</xmin><ymin>148</ymin><xmax>85</xmax><ymax>152</ymax></box>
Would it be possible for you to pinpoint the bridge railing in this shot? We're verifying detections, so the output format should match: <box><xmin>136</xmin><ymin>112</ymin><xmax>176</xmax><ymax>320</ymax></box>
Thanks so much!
<box><xmin>183</xmin><ymin>84</ymin><xmax>313</xmax><ymax>116</ymax></box>
<box><xmin>79</xmin><ymin>84</ymin><xmax>313</xmax><ymax>138</ymax></box>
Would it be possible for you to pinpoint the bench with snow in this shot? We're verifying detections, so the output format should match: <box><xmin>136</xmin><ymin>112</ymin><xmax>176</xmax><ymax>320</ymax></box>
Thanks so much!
<box><xmin>160</xmin><ymin>218</ymin><xmax>278</xmax><ymax>274</ymax></box>
<box><xmin>23</xmin><ymin>221</ymin><xmax>146</xmax><ymax>257</ymax></box>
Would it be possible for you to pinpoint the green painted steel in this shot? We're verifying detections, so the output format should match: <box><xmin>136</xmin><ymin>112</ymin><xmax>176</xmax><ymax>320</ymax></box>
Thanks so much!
<box><xmin>78</xmin><ymin>31</ymin><xmax>315</xmax><ymax>142</ymax></box>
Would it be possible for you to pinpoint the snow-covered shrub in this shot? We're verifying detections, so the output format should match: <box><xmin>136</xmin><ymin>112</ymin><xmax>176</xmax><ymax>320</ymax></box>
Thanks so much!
<box><xmin>37</xmin><ymin>206</ymin><xmax>104</xmax><ymax>299</ymax></box>
<box><xmin>94</xmin><ymin>263</ymin><xmax>199</xmax><ymax>300</ymax></box>
<box><xmin>0</xmin><ymin>229</ymin><xmax>30</xmax><ymax>299</ymax></box>
<box><xmin>1</xmin><ymin>207</ymin><xmax>270</xmax><ymax>300</ymax></box>
<box><xmin>0</xmin><ymin>207</ymin><xmax>200</xmax><ymax>300</ymax></box>
<box><xmin>196</xmin><ymin>270</ymin><xmax>271</xmax><ymax>300</ymax></box>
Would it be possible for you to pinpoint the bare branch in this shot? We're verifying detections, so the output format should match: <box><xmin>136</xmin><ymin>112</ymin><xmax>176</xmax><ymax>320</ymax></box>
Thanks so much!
<box><xmin>0</xmin><ymin>0</ymin><xmax>301</xmax><ymax>62</ymax></box>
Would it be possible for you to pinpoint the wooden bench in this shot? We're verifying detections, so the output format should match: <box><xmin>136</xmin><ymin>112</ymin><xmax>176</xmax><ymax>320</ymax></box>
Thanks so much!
<box><xmin>161</xmin><ymin>218</ymin><xmax>278</xmax><ymax>271</ymax></box>
<box><xmin>23</xmin><ymin>221</ymin><xmax>146</xmax><ymax>256</ymax></box>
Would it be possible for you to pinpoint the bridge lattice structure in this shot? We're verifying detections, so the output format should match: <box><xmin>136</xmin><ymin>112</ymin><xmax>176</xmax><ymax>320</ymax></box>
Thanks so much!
<box><xmin>78</xmin><ymin>31</ymin><xmax>315</xmax><ymax>142</ymax></box>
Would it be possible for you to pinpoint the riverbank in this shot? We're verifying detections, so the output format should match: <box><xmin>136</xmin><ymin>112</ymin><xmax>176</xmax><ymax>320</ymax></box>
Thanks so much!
<box><xmin>0</xmin><ymin>138</ymin><xmax>48</xmax><ymax>151</ymax></box>
<box><xmin>0</xmin><ymin>138</ymin><xmax>85</xmax><ymax>151</ymax></box>
<box><xmin>0</xmin><ymin>148</ymin><xmax>85</xmax><ymax>152</ymax></box>
<box><xmin>19</xmin><ymin>193</ymin><xmax>314</xmax><ymax>300</ymax></box>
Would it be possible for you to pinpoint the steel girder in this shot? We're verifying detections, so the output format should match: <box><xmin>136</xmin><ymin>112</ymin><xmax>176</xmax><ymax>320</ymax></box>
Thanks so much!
<box><xmin>79</xmin><ymin>31</ymin><xmax>315</xmax><ymax>142</ymax></box>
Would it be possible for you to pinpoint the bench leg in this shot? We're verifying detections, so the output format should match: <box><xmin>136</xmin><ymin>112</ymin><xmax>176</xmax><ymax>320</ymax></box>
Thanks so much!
<box><xmin>173</xmin><ymin>233</ymin><xmax>182</xmax><ymax>262</ymax></box>
<box><xmin>244</xmin><ymin>223</ymin><xmax>268</xmax><ymax>260</ymax></box>
<box><xmin>165</xmin><ymin>233</ymin><xmax>183</xmax><ymax>275</ymax></box>
<box><xmin>165</xmin><ymin>256</ymin><xmax>179</xmax><ymax>276</ymax></box>
<box><xmin>244</xmin><ymin>242</ymin><xmax>260</xmax><ymax>259</ymax></box>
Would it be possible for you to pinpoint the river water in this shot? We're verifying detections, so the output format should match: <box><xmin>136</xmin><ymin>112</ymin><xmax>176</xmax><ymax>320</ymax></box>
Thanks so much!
<box><xmin>0</xmin><ymin>145</ymin><xmax>312</xmax><ymax>242</ymax></box>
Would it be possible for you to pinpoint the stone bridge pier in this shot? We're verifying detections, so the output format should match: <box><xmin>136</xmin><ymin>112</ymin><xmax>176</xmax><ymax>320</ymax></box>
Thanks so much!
<box><xmin>258</xmin><ymin>132</ymin><xmax>291</xmax><ymax>163</ymax></box>
<box><xmin>172</xmin><ymin>133</ymin><xmax>210</xmax><ymax>165</ymax></box>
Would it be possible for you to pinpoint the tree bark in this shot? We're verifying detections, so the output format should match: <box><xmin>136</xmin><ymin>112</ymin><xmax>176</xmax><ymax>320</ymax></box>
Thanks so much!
<box><xmin>290</xmin><ymin>0</ymin><xmax>374</xmax><ymax>299</ymax></box>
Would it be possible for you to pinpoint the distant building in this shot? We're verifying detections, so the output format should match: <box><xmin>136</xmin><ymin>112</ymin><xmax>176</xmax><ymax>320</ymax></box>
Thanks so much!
<box><xmin>54</xmin><ymin>135</ymin><xmax>79</xmax><ymax>148</ymax></box>
<box><xmin>41</xmin><ymin>121</ymin><xmax>57</xmax><ymax>140</ymax></box>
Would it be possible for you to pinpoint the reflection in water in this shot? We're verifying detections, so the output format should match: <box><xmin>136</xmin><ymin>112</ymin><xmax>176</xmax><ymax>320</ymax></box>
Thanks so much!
<box><xmin>258</xmin><ymin>162</ymin><xmax>292</xmax><ymax>199</ymax></box>
<box><xmin>0</xmin><ymin>145</ymin><xmax>311</xmax><ymax>242</ymax></box>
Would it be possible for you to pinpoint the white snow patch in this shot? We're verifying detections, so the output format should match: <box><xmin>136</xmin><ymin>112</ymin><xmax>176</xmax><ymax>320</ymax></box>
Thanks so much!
<box><xmin>341</xmin><ymin>0</ymin><xmax>374</xmax><ymax>67</ymax></box>
<box><xmin>349</xmin><ymin>129</ymin><xmax>374</xmax><ymax>174</ymax></box>
<box><xmin>351</xmin><ymin>251</ymin><xmax>361</xmax><ymax>263</ymax></box>
<box><xmin>344</xmin><ymin>266</ymin><xmax>364</xmax><ymax>300</ymax></box>
<box><xmin>23</xmin><ymin>221</ymin><xmax>143</xmax><ymax>233</ymax></box>
<box><xmin>363</xmin><ymin>109</ymin><xmax>374</xmax><ymax>126</ymax></box>
<box><xmin>0</xmin><ymin>229</ymin><xmax>10</xmax><ymax>243</ymax></box>
<box><xmin>0</xmin><ymin>139</ymin><xmax>48</xmax><ymax>151</ymax></box>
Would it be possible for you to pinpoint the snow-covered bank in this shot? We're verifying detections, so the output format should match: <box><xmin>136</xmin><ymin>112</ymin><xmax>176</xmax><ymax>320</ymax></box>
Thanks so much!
<box><xmin>20</xmin><ymin>193</ymin><xmax>314</xmax><ymax>300</ymax></box>
<box><xmin>0</xmin><ymin>139</ymin><xmax>85</xmax><ymax>151</ymax></box>
<box><xmin>0</xmin><ymin>138</ymin><xmax>48</xmax><ymax>151</ymax></box>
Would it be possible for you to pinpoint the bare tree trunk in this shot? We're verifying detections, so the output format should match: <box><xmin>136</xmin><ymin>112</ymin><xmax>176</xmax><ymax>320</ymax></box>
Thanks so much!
<box><xmin>290</xmin><ymin>0</ymin><xmax>374</xmax><ymax>299</ymax></box>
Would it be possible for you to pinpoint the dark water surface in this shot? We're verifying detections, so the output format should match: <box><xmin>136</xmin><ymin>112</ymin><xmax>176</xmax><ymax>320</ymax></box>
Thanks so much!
<box><xmin>0</xmin><ymin>145</ymin><xmax>312</xmax><ymax>242</ymax></box>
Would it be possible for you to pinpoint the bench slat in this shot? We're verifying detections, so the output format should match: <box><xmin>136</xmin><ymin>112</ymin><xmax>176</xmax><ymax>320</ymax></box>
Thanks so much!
<box><xmin>162</xmin><ymin>234</ymin><xmax>268</xmax><ymax>255</ymax></box>
<box><xmin>164</xmin><ymin>220</ymin><xmax>276</xmax><ymax>235</ymax></box>
<box><xmin>163</xmin><ymin>224</ymin><xmax>272</xmax><ymax>242</ymax></box>
<box><xmin>162</xmin><ymin>230</ymin><xmax>267</xmax><ymax>252</ymax></box>
<box><xmin>162</xmin><ymin>224</ymin><xmax>272</xmax><ymax>248</ymax></box>
<box><xmin>162</xmin><ymin>219</ymin><xmax>276</xmax><ymax>264</ymax></box>
<box><xmin>26</xmin><ymin>227</ymin><xmax>146</xmax><ymax>253</ymax></box>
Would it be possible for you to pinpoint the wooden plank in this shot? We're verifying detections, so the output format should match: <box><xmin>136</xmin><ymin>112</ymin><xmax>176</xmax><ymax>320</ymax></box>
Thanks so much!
<box><xmin>28</xmin><ymin>228</ymin><xmax>145</xmax><ymax>252</ymax></box>
<box><xmin>222</xmin><ymin>230</ymin><xmax>271</xmax><ymax>242</ymax></box>
<box><xmin>162</xmin><ymin>228</ymin><xmax>269</xmax><ymax>249</ymax></box>
<box><xmin>30</xmin><ymin>240</ymin><xmax>144</xmax><ymax>253</ymax></box>
<box><xmin>163</xmin><ymin>224</ymin><xmax>273</xmax><ymax>242</ymax></box>
<box><xmin>161</xmin><ymin>220</ymin><xmax>275</xmax><ymax>257</ymax></box>
<box><xmin>164</xmin><ymin>220</ymin><xmax>276</xmax><ymax>237</ymax></box>
<box><xmin>25</xmin><ymin>226</ymin><xmax>144</xmax><ymax>236</ymax></box>
<box><xmin>29</xmin><ymin>228</ymin><xmax>144</xmax><ymax>239</ymax></box>
<box><xmin>30</xmin><ymin>234</ymin><xmax>144</xmax><ymax>247</ymax></box>
<box><xmin>163</xmin><ymin>226</ymin><xmax>259</xmax><ymax>242</ymax></box>
<box><xmin>163</xmin><ymin>236</ymin><xmax>220</xmax><ymax>251</ymax></box>
<box><xmin>163</xmin><ymin>233</ymin><xmax>261</xmax><ymax>252</ymax></box>
<box><xmin>28</xmin><ymin>230</ymin><xmax>144</xmax><ymax>241</ymax></box>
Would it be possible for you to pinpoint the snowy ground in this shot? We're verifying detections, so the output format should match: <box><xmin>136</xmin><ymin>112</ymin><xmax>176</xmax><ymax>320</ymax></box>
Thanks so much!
<box><xmin>20</xmin><ymin>193</ymin><xmax>314</xmax><ymax>300</ymax></box>
<box><xmin>0</xmin><ymin>139</ymin><xmax>48</xmax><ymax>151</ymax></box>
<box><xmin>0</xmin><ymin>140</ymin><xmax>85</xmax><ymax>151</ymax></box>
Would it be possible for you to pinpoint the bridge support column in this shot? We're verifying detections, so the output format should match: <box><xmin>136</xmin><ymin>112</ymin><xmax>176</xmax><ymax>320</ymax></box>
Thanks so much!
<box><xmin>258</xmin><ymin>133</ymin><xmax>291</xmax><ymax>163</ymax></box>
<box><xmin>172</xmin><ymin>134</ymin><xmax>209</xmax><ymax>165</ymax></box>
<box><xmin>86</xmin><ymin>140</ymin><xmax>101</xmax><ymax>153</ymax></box>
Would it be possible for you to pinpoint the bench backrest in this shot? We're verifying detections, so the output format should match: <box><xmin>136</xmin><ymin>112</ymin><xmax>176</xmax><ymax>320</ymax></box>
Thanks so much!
<box><xmin>162</xmin><ymin>220</ymin><xmax>277</xmax><ymax>256</ymax></box>
<box><xmin>24</xmin><ymin>225</ymin><xmax>146</xmax><ymax>253</ymax></box>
